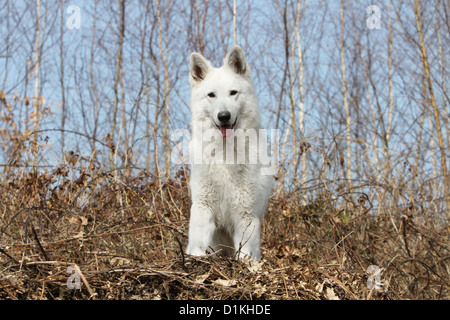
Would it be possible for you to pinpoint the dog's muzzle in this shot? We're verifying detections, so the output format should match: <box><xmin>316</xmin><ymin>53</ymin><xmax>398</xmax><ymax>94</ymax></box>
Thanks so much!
<box><xmin>216</xmin><ymin>111</ymin><xmax>236</xmax><ymax>138</ymax></box>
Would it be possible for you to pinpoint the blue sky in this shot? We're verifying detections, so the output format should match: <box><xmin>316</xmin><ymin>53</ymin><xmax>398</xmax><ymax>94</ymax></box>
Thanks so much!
<box><xmin>1</xmin><ymin>1</ymin><xmax>448</xmax><ymax>192</ymax></box>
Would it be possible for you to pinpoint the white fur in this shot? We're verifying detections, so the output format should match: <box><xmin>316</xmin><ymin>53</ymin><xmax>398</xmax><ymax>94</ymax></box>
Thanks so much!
<box><xmin>186</xmin><ymin>46</ymin><xmax>272</xmax><ymax>260</ymax></box>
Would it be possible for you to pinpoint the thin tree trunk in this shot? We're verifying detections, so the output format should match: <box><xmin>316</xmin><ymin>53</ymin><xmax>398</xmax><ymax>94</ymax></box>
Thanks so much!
<box><xmin>276</xmin><ymin>0</ymin><xmax>290</xmax><ymax>194</ymax></box>
<box><xmin>32</xmin><ymin>0</ymin><xmax>41</xmax><ymax>173</ymax></box>
<box><xmin>360</xmin><ymin>49</ymin><xmax>379</xmax><ymax>179</ymax></box>
<box><xmin>120</xmin><ymin>64</ymin><xmax>129</xmax><ymax>177</ymax></box>
<box><xmin>152</xmin><ymin>0</ymin><xmax>161</xmax><ymax>176</ymax></box>
<box><xmin>90</xmin><ymin>1</ymin><xmax>99</xmax><ymax>153</ymax></box>
<box><xmin>289</xmin><ymin>26</ymin><xmax>297</xmax><ymax>189</ymax></box>
<box><xmin>156</xmin><ymin>0</ymin><xmax>171</xmax><ymax>178</ymax></box>
<box><xmin>384</xmin><ymin>0</ymin><xmax>394</xmax><ymax>179</ymax></box>
<box><xmin>158</xmin><ymin>0</ymin><xmax>171</xmax><ymax>178</ymax></box>
<box><xmin>414</xmin><ymin>0</ymin><xmax>449</xmax><ymax>211</ymax></box>
<box><xmin>110</xmin><ymin>0</ymin><xmax>125</xmax><ymax>170</ymax></box>
<box><xmin>412</xmin><ymin>73</ymin><xmax>426</xmax><ymax>187</ymax></box>
<box><xmin>296</xmin><ymin>0</ymin><xmax>307</xmax><ymax>185</ymax></box>
<box><xmin>233</xmin><ymin>0</ymin><xmax>237</xmax><ymax>46</ymax></box>
<box><xmin>340</xmin><ymin>0</ymin><xmax>351</xmax><ymax>186</ymax></box>
<box><xmin>218</xmin><ymin>1</ymin><xmax>227</xmax><ymax>56</ymax></box>
<box><xmin>59</xmin><ymin>0</ymin><xmax>66</xmax><ymax>159</ymax></box>
<box><xmin>435</xmin><ymin>4</ymin><xmax>449</xmax><ymax>154</ymax></box>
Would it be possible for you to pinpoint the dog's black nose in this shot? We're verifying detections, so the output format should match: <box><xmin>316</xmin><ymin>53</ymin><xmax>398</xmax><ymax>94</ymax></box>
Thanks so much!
<box><xmin>218</xmin><ymin>111</ymin><xmax>231</xmax><ymax>123</ymax></box>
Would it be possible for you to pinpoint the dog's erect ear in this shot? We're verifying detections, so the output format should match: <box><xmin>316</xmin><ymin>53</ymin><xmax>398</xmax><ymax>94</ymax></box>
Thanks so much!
<box><xmin>225</xmin><ymin>46</ymin><xmax>250</xmax><ymax>77</ymax></box>
<box><xmin>190</xmin><ymin>53</ymin><xmax>211</xmax><ymax>85</ymax></box>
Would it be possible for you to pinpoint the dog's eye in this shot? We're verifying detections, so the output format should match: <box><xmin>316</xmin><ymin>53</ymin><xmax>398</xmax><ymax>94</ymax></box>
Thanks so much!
<box><xmin>207</xmin><ymin>92</ymin><xmax>216</xmax><ymax>98</ymax></box>
<box><xmin>230</xmin><ymin>90</ymin><xmax>238</xmax><ymax>96</ymax></box>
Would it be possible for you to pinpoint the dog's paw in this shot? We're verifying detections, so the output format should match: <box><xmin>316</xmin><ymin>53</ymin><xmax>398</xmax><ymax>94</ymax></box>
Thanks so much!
<box><xmin>186</xmin><ymin>246</ymin><xmax>208</xmax><ymax>257</ymax></box>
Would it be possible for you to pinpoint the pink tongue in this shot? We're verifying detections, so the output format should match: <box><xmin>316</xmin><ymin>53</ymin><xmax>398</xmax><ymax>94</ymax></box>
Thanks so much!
<box><xmin>219</xmin><ymin>125</ymin><xmax>232</xmax><ymax>138</ymax></box>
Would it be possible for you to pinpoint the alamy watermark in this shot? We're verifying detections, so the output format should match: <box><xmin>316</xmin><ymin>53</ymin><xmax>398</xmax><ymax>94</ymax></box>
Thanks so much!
<box><xmin>366</xmin><ymin>5</ymin><xmax>381</xmax><ymax>29</ymax></box>
<box><xmin>66</xmin><ymin>264</ymin><xmax>81</xmax><ymax>289</ymax></box>
<box><xmin>366</xmin><ymin>265</ymin><xmax>384</xmax><ymax>290</ymax></box>
<box><xmin>170</xmin><ymin>124</ymin><xmax>279</xmax><ymax>176</ymax></box>
<box><xmin>66</xmin><ymin>5</ymin><xmax>81</xmax><ymax>30</ymax></box>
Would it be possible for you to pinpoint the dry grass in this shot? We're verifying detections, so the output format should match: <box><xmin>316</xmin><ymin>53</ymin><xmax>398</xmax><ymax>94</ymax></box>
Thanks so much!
<box><xmin>0</xmin><ymin>160</ymin><xmax>448</xmax><ymax>300</ymax></box>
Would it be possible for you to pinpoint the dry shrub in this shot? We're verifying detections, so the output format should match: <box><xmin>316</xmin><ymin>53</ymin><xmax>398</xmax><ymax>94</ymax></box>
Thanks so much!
<box><xmin>0</xmin><ymin>158</ymin><xmax>448</xmax><ymax>300</ymax></box>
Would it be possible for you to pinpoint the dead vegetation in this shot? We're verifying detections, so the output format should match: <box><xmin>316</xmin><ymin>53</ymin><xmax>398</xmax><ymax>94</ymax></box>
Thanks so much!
<box><xmin>0</xmin><ymin>160</ymin><xmax>448</xmax><ymax>300</ymax></box>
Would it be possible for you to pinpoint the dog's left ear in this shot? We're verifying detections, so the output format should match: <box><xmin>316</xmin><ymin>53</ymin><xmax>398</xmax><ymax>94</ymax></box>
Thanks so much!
<box><xmin>190</xmin><ymin>52</ymin><xmax>212</xmax><ymax>85</ymax></box>
<box><xmin>225</xmin><ymin>46</ymin><xmax>250</xmax><ymax>77</ymax></box>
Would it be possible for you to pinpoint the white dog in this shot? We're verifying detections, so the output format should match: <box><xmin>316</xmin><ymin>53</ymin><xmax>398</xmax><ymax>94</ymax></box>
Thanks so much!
<box><xmin>186</xmin><ymin>46</ymin><xmax>272</xmax><ymax>260</ymax></box>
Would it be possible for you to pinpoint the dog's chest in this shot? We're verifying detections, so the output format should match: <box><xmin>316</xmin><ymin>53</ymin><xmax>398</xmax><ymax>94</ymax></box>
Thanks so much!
<box><xmin>208</xmin><ymin>165</ymin><xmax>245</xmax><ymax>224</ymax></box>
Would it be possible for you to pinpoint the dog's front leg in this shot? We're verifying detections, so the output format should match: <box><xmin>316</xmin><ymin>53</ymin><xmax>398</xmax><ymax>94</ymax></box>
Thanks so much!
<box><xmin>186</xmin><ymin>202</ymin><xmax>215</xmax><ymax>256</ymax></box>
<box><xmin>233</xmin><ymin>214</ymin><xmax>261</xmax><ymax>260</ymax></box>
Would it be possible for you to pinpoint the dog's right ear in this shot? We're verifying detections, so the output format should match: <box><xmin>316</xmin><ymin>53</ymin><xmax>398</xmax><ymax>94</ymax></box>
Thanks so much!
<box><xmin>225</xmin><ymin>46</ymin><xmax>250</xmax><ymax>77</ymax></box>
<box><xmin>190</xmin><ymin>53</ymin><xmax>211</xmax><ymax>85</ymax></box>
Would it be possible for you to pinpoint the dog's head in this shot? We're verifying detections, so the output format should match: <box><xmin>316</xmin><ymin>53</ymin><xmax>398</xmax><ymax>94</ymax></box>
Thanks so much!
<box><xmin>189</xmin><ymin>46</ymin><xmax>256</xmax><ymax>137</ymax></box>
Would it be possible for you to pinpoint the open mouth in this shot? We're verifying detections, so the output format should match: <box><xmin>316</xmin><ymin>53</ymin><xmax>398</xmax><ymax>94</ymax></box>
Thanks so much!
<box><xmin>217</xmin><ymin>118</ymin><xmax>237</xmax><ymax>138</ymax></box>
